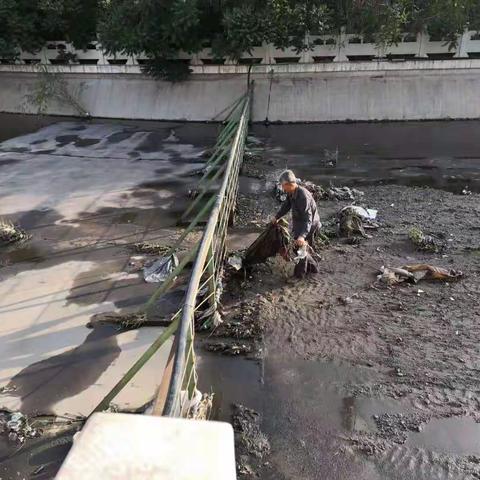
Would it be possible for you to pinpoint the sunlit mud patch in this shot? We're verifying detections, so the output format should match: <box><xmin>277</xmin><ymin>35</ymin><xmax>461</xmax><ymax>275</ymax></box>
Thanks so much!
<box><xmin>0</xmin><ymin>260</ymin><xmax>172</xmax><ymax>417</ymax></box>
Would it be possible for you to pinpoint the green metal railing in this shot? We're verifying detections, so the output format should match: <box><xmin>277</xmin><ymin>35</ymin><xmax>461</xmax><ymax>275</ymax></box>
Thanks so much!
<box><xmin>161</xmin><ymin>90</ymin><xmax>251</xmax><ymax>417</ymax></box>
<box><xmin>91</xmin><ymin>88</ymin><xmax>251</xmax><ymax>416</ymax></box>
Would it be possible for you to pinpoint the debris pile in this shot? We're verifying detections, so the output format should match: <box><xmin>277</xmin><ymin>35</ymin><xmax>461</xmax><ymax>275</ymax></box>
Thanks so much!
<box><xmin>204</xmin><ymin>342</ymin><xmax>252</xmax><ymax>356</ymax></box>
<box><xmin>373</xmin><ymin>412</ymin><xmax>427</xmax><ymax>444</ymax></box>
<box><xmin>302</xmin><ymin>180</ymin><xmax>326</xmax><ymax>201</ymax></box>
<box><xmin>338</xmin><ymin>205</ymin><xmax>378</xmax><ymax>238</ymax></box>
<box><xmin>274</xmin><ymin>181</ymin><xmax>363</xmax><ymax>203</ymax></box>
<box><xmin>0</xmin><ymin>411</ymin><xmax>39</xmax><ymax>444</ymax></box>
<box><xmin>233</xmin><ymin>404</ymin><xmax>271</xmax><ymax>477</ymax></box>
<box><xmin>409</xmin><ymin>227</ymin><xmax>445</xmax><ymax>253</ymax></box>
<box><xmin>129</xmin><ymin>242</ymin><xmax>170</xmax><ymax>256</ymax></box>
<box><xmin>214</xmin><ymin>317</ymin><xmax>263</xmax><ymax>340</ymax></box>
<box><xmin>189</xmin><ymin>392</ymin><xmax>214</xmax><ymax>420</ymax></box>
<box><xmin>377</xmin><ymin>264</ymin><xmax>463</xmax><ymax>286</ymax></box>
<box><xmin>327</xmin><ymin>185</ymin><xmax>364</xmax><ymax>201</ymax></box>
<box><xmin>87</xmin><ymin>312</ymin><xmax>147</xmax><ymax>330</ymax></box>
<box><xmin>290</xmin><ymin>243</ymin><xmax>321</xmax><ymax>279</ymax></box>
<box><xmin>227</xmin><ymin>255</ymin><xmax>243</xmax><ymax>271</ymax></box>
<box><xmin>0</xmin><ymin>219</ymin><xmax>30</xmax><ymax>246</ymax></box>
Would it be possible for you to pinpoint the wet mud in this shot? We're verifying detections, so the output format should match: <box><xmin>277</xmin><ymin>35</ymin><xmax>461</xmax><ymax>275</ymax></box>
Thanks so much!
<box><xmin>204</xmin><ymin>121</ymin><xmax>480</xmax><ymax>479</ymax></box>
<box><xmin>2</xmin><ymin>115</ymin><xmax>480</xmax><ymax>478</ymax></box>
<box><xmin>0</xmin><ymin>116</ymin><xmax>214</xmax><ymax>478</ymax></box>
<box><xmin>7</xmin><ymin>326</ymin><xmax>120</xmax><ymax>415</ymax></box>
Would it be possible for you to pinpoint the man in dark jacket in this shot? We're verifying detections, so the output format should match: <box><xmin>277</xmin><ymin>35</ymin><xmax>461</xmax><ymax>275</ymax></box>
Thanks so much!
<box><xmin>272</xmin><ymin>170</ymin><xmax>321</xmax><ymax>248</ymax></box>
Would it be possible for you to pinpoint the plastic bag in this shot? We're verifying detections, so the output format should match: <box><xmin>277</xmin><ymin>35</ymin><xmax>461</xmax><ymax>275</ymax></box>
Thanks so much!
<box><xmin>293</xmin><ymin>245</ymin><xmax>320</xmax><ymax>279</ymax></box>
<box><xmin>143</xmin><ymin>254</ymin><xmax>178</xmax><ymax>283</ymax></box>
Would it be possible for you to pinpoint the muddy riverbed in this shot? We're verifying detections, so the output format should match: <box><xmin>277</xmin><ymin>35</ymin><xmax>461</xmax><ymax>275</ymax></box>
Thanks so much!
<box><xmin>200</xmin><ymin>121</ymin><xmax>480</xmax><ymax>480</ymax></box>
<box><xmin>1</xmin><ymin>115</ymin><xmax>480</xmax><ymax>479</ymax></box>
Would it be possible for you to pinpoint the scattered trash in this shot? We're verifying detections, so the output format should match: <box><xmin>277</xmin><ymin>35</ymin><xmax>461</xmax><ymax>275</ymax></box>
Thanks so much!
<box><xmin>462</xmin><ymin>186</ymin><xmax>472</xmax><ymax>195</ymax></box>
<box><xmin>406</xmin><ymin>264</ymin><xmax>463</xmax><ymax>282</ymax></box>
<box><xmin>328</xmin><ymin>186</ymin><xmax>364</xmax><ymax>201</ymax></box>
<box><xmin>214</xmin><ymin>317</ymin><xmax>263</xmax><ymax>340</ymax></box>
<box><xmin>377</xmin><ymin>264</ymin><xmax>463</xmax><ymax>286</ymax></box>
<box><xmin>227</xmin><ymin>255</ymin><xmax>243</xmax><ymax>271</ymax></box>
<box><xmin>125</xmin><ymin>256</ymin><xmax>147</xmax><ymax>273</ymax></box>
<box><xmin>376</xmin><ymin>266</ymin><xmax>414</xmax><ymax>285</ymax></box>
<box><xmin>338</xmin><ymin>205</ymin><xmax>379</xmax><ymax>238</ymax></box>
<box><xmin>244</xmin><ymin>218</ymin><xmax>290</xmax><ymax>266</ymax></box>
<box><xmin>0</xmin><ymin>385</ymin><xmax>16</xmax><ymax>394</ymax></box>
<box><xmin>301</xmin><ymin>180</ymin><xmax>326</xmax><ymax>201</ymax></box>
<box><xmin>274</xmin><ymin>181</ymin><xmax>363</xmax><ymax>203</ymax></box>
<box><xmin>165</xmin><ymin>129</ymin><xmax>179</xmax><ymax>142</ymax></box>
<box><xmin>130</xmin><ymin>242</ymin><xmax>170</xmax><ymax>256</ymax></box>
<box><xmin>338</xmin><ymin>295</ymin><xmax>356</xmax><ymax>305</ymax></box>
<box><xmin>189</xmin><ymin>392</ymin><xmax>214</xmax><ymax>421</ymax></box>
<box><xmin>242</xmin><ymin>150</ymin><xmax>265</xmax><ymax>179</ymax></box>
<box><xmin>408</xmin><ymin>227</ymin><xmax>445</xmax><ymax>253</ymax></box>
<box><xmin>196</xmin><ymin>305</ymin><xmax>223</xmax><ymax>330</ymax></box>
<box><xmin>291</xmin><ymin>244</ymin><xmax>321</xmax><ymax>279</ymax></box>
<box><xmin>232</xmin><ymin>404</ymin><xmax>271</xmax><ymax>459</ymax></box>
<box><xmin>323</xmin><ymin>147</ymin><xmax>339</xmax><ymax>167</ymax></box>
<box><xmin>87</xmin><ymin>312</ymin><xmax>147</xmax><ymax>330</ymax></box>
<box><xmin>0</xmin><ymin>411</ymin><xmax>39</xmax><ymax>444</ymax></box>
<box><xmin>144</xmin><ymin>254</ymin><xmax>178</xmax><ymax>283</ymax></box>
<box><xmin>32</xmin><ymin>465</ymin><xmax>46</xmax><ymax>476</ymax></box>
<box><xmin>0</xmin><ymin>219</ymin><xmax>30</xmax><ymax>246</ymax></box>
<box><xmin>205</xmin><ymin>342</ymin><xmax>252</xmax><ymax>356</ymax></box>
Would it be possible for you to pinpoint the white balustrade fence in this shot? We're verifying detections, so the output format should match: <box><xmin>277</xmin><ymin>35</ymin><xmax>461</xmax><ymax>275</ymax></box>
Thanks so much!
<box><xmin>6</xmin><ymin>31</ymin><xmax>480</xmax><ymax>68</ymax></box>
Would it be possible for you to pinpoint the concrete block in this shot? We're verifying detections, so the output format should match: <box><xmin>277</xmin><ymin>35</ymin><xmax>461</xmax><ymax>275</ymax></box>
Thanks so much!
<box><xmin>56</xmin><ymin>413</ymin><xmax>237</xmax><ymax>480</ymax></box>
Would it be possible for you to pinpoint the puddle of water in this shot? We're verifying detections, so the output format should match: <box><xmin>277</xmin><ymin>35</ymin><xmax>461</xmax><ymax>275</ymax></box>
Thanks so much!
<box><xmin>196</xmin><ymin>344</ymin><xmax>263</xmax><ymax>422</ymax></box>
<box><xmin>407</xmin><ymin>416</ymin><xmax>480</xmax><ymax>456</ymax></box>
<box><xmin>262</xmin><ymin>358</ymin><xmax>407</xmax><ymax>435</ymax></box>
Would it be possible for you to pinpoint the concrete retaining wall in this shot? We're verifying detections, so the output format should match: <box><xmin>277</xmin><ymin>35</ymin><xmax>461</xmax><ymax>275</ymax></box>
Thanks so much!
<box><xmin>1</xmin><ymin>61</ymin><xmax>480</xmax><ymax>122</ymax></box>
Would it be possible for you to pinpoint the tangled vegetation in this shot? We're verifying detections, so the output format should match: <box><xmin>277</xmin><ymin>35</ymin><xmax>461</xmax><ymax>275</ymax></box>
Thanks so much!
<box><xmin>1</xmin><ymin>0</ymin><xmax>480</xmax><ymax>79</ymax></box>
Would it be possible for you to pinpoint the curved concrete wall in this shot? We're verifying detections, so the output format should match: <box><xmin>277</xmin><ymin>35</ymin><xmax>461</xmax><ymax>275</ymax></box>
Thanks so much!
<box><xmin>1</xmin><ymin>61</ymin><xmax>480</xmax><ymax>122</ymax></box>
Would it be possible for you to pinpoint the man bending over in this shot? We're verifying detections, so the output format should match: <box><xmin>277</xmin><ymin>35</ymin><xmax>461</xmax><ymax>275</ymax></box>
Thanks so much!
<box><xmin>272</xmin><ymin>170</ymin><xmax>321</xmax><ymax>249</ymax></box>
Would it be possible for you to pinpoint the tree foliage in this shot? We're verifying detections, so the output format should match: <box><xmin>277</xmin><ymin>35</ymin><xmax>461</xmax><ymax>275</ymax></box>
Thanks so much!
<box><xmin>0</xmin><ymin>0</ymin><xmax>99</xmax><ymax>58</ymax></box>
<box><xmin>1</xmin><ymin>0</ymin><xmax>480</xmax><ymax>77</ymax></box>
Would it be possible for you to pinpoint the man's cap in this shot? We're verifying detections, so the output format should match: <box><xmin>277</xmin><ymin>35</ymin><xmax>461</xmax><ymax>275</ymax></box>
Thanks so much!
<box><xmin>279</xmin><ymin>170</ymin><xmax>297</xmax><ymax>184</ymax></box>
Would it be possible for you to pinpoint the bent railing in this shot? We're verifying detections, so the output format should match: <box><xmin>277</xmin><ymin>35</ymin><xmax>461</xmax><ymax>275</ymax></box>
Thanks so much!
<box><xmin>160</xmin><ymin>91</ymin><xmax>250</xmax><ymax>417</ymax></box>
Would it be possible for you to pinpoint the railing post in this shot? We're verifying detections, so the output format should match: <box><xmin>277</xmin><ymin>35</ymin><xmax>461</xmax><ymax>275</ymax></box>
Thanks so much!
<box><xmin>207</xmin><ymin>244</ymin><xmax>217</xmax><ymax>309</ymax></box>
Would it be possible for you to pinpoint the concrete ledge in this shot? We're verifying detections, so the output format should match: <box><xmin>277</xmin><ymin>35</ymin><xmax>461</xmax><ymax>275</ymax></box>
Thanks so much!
<box><xmin>3</xmin><ymin>58</ymin><xmax>480</xmax><ymax>76</ymax></box>
<box><xmin>56</xmin><ymin>413</ymin><xmax>237</xmax><ymax>480</ymax></box>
